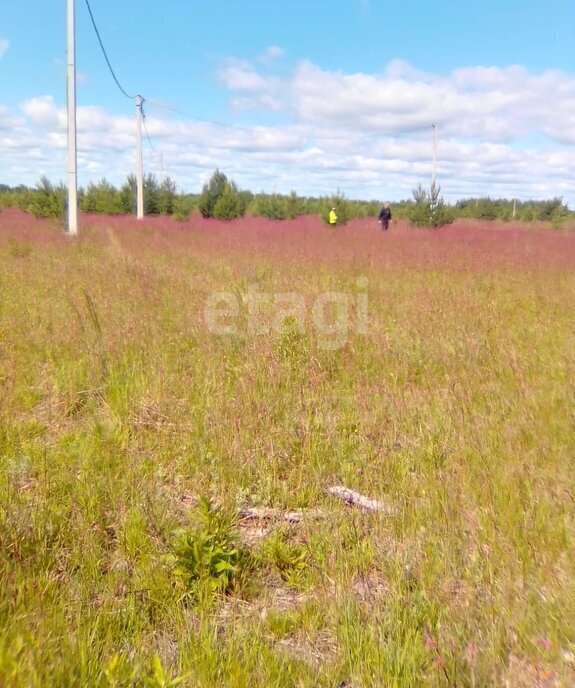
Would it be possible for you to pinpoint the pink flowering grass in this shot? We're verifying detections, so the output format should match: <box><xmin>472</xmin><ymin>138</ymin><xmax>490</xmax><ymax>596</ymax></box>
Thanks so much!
<box><xmin>1</xmin><ymin>207</ymin><xmax>574</xmax><ymax>686</ymax></box>
<box><xmin>2</xmin><ymin>208</ymin><xmax>574</xmax><ymax>270</ymax></box>
<box><xmin>85</xmin><ymin>211</ymin><xmax>575</xmax><ymax>269</ymax></box>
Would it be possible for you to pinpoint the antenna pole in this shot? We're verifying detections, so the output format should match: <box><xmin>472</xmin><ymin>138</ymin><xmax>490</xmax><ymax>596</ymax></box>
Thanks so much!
<box><xmin>432</xmin><ymin>123</ymin><xmax>437</xmax><ymax>192</ymax></box>
<box><xmin>136</xmin><ymin>95</ymin><xmax>144</xmax><ymax>219</ymax></box>
<box><xmin>66</xmin><ymin>0</ymin><xmax>78</xmax><ymax>234</ymax></box>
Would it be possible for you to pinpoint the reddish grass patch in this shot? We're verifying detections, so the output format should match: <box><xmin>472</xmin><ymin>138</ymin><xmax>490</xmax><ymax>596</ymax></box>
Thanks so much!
<box><xmin>1</xmin><ymin>208</ymin><xmax>574</xmax><ymax>272</ymax></box>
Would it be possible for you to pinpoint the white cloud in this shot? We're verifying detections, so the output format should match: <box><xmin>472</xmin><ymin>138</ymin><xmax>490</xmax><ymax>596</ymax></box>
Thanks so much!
<box><xmin>0</xmin><ymin>39</ymin><xmax>9</xmax><ymax>59</ymax></box>
<box><xmin>257</xmin><ymin>45</ymin><xmax>285</xmax><ymax>64</ymax></box>
<box><xmin>216</xmin><ymin>58</ymin><xmax>282</xmax><ymax>99</ymax></box>
<box><xmin>230</xmin><ymin>94</ymin><xmax>283</xmax><ymax>113</ymax></box>
<box><xmin>20</xmin><ymin>96</ymin><xmax>66</xmax><ymax>130</ymax></box>
<box><xmin>217</xmin><ymin>64</ymin><xmax>269</xmax><ymax>92</ymax></box>
<box><xmin>286</xmin><ymin>60</ymin><xmax>575</xmax><ymax>147</ymax></box>
<box><xmin>2</xmin><ymin>59</ymin><xmax>575</xmax><ymax>206</ymax></box>
<box><xmin>0</xmin><ymin>105</ymin><xmax>22</xmax><ymax>131</ymax></box>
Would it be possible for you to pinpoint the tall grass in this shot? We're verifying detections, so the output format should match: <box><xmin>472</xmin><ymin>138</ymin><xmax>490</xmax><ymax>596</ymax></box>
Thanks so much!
<box><xmin>1</xmin><ymin>209</ymin><xmax>574</xmax><ymax>686</ymax></box>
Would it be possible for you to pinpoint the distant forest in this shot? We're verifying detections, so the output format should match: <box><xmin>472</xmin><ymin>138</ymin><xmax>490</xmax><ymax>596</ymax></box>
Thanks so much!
<box><xmin>1</xmin><ymin>170</ymin><xmax>572</xmax><ymax>229</ymax></box>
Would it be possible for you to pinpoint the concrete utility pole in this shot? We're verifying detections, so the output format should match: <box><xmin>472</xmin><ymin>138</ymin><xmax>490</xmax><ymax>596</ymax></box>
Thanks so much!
<box><xmin>66</xmin><ymin>0</ymin><xmax>78</xmax><ymax>235</ymax></box>
<box><xmin>136</xmin><ymin>95</ymin><xmax>144</xmax><ymax>219</ymax></box>
<box><xmin>431</xmin><ymin>123</ymin><xmax>438</xmax><ymax>192</ymax></box>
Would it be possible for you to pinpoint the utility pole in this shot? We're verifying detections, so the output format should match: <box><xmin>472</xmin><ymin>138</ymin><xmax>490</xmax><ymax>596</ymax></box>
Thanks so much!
<box><xmin>431</xmin><ymin>123</ymin><xmax>437</xmax><ymax>192</ymax></box>
<box><xmin>66</xmin><ymin>0</ymin><xmax>78</xmax><ymax>235</ymax></box>
<box><xmin>136</xmin><ymin>95</ymin><xmax>144</xmax><ymax>219</ymax></box>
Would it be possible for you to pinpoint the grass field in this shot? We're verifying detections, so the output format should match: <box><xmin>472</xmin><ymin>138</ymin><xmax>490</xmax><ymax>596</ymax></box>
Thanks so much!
<box><xmin>1</xmin><ymin>207</ymin><xmax>574</xmax><ymax>687</ymax></box>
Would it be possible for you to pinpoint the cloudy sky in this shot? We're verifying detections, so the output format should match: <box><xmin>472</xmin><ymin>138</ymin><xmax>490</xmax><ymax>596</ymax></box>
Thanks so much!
<box><xmin>1</xmin><ymin>0</ymin><xmax>575</xmax><ymax>204</ymax></box>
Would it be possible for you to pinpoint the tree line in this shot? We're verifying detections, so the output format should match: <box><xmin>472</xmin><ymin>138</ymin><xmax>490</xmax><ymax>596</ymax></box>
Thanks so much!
<box><xmin>0</xmin><ymin>170</ymin><xmax>572</xmax><ymax>229</ymax></box>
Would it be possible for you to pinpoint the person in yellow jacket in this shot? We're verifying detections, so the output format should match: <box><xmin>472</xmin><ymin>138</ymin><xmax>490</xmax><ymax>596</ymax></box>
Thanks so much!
<box><xmin>328</xmin><ymin>207</ymin><xmax>338</xmax><ymax>225</ymax></box>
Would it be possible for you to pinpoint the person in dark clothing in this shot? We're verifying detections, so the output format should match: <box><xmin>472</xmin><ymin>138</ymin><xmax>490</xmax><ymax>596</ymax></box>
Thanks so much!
<box><xmin>378</xmin><ymin>202</ymin><xmax>392</xmax><ymax>230</ymax></box>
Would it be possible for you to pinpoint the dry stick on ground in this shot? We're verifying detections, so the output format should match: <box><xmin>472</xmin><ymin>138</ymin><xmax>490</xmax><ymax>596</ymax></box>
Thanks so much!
<box><xmin>170</xmin><ymin>490</ymin><xmax>392</xmax><ymax>526</ymax></box>
<box><xmin>238</xmin><ymin>486</ymin><xmax>395</xmax><ymax>525</ymax></box>
<box><xmin>238</xmin><ymin>507</ymin><xmax>327</xmax><ymax>524</ymax></box>
<box><xmin>326</xmin><ymin>486</ymin><xmax>395</xmax><ymax>514</ymax></box>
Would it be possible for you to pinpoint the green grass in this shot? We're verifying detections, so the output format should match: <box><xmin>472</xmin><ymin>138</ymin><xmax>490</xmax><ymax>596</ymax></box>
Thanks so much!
<box><xmin>1</xmin><ymin>218</ymin><xmax>574</xmax><ymax>686</ymax></box>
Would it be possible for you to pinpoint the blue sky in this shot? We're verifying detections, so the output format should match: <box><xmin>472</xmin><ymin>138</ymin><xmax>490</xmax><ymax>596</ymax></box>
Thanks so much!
<box><xmin>1</xmin><ymin>0</ymin><xmax>575</xmax><ymax>204</ymax></box>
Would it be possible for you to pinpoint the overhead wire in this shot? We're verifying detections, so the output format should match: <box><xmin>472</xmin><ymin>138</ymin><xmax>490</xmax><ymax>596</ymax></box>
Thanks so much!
<box><xmin>84</xmin><ymin>1</ymin><xmax>163</xmax><ymax>169</ymax></box>
<box><xmin>140</xmin><ymin>101</ymin><xmax>155</xmax><ymax>153</ymax></box>
<box><xmin>82</xmin><ymin>1</ymin><xmax>433</xmax><ymax>180</ymax></box>
<box><xmin>145</xmin><ymin>98</ymin><xmax>262</xmax><ymax>133</ymax></box>
<box><xmin>84</xmin><ymin>0</ymin><xmax>136</xmax><ymax>100</ymax></box>
<box><xmin>145</xmin><ymin>98</ymin><xmax>399</xmax><ymax>144</ymax></box>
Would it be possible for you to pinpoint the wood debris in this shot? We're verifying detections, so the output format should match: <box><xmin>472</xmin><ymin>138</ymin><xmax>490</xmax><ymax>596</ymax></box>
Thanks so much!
<box><xmin>326</xmin><ymin>485</ymin><xmax>395</xmax><ymax>514</ymax></box>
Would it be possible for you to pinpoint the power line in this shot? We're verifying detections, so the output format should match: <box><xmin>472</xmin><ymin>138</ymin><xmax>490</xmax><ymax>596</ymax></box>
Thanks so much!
<box><xmin>80</xmin><ymin>4</ymin><xmax>435</xmax><ymax>186</ymax></box>
<box><xmin>145</xmin><ymin>98</ymin><xmax>429</xmax><ymax>142</ymax></box>
<box><xmin>84</xmin><ymin>0</ymin><xmax>135</xmax><ymax>100</ymax></box>
<box><xmin>145</xmin><ymin>98</ymin><xmax>377</xmax><ymax>140</ymax></box>
<box><xmin>145</xmin><ymin>98</ymin><xmax>258</xmax><ymax>133</ymax></box>
<box><xmin>141</xmin><ymin>100</ymin><xmax>155</xmax><ymax>153</ymax></box>
<box><xmin>81</xmin><ymin>8</ymin><xmax>429</xmax><ymax>150</ymax></box>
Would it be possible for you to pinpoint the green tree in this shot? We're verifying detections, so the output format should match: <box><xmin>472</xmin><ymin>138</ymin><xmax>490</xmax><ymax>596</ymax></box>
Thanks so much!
<box><xmin>322</xmin><ymin>191</ymin><xmax>352</xmax><ymax>226</ymax></box>
<box><xmin>198</xmin><ymin>169</ymin><xmax>229</xmax><ymax>218</ymax></box>
<box><xmin>550</xmin><ymin>202</ymin><xmax>569</xmax><ymax>229</ymax></box>
<box><xmin>119</xmin><ymin>175</ymin><xmax>136</xmax><ymax>214</ymax></box>
<box><xmin>172</xmin><ymin>194</ymin><xmax>194</xmax><ymax>221</ymax></box>
<box><xmin>410</xmin><ymin>184</ymin><xmax>430</xmax><ymax>227</ymax></box>
<box><xmin>116</xmin><ymin>174</ymin><xmax>160</xmax><ymax>215</ymax></box>
<box><xmin>157</xmin><ymin>177</ymin><xmax>178</xmax><ymax>215</ymax></box>
<box><xmin>475</xmin><ymin>198</ymin><xmax>498</xmax><ymax>221</ymax></box>
<box><xmin>24</xmin><ymin>177</ymin><xmax>66</xmax><ymax>220</ymax></box>
<box><xmin>213</xmin><ymin>182</ymin><xmax>245</xmax><ymax>220</ymax></box>
<box><xmin>251</xmin><ymin>192</ymin><xmax>288</xmax><ymax>220</ymax></box>
<box><xmin>80</xmin><ymin>178</ymin><xmax>125</xmax><ymax>214</ymax></box>
<box><xmin>410</xmin><ymin>183</ymin><xmax>454</xmax><ymax>228</ymax></box>
<box><xmin>520</xmin><ymin>204</ymin><xmax>538</xmax><ymax>223</ymax></box>
<box><xmin>537</xmin><ymin>197</ymin><xmax>565</xmax><ymax>223</ymax></box>
<box><xmin>285</xmin><ymin>190</ymin><xmax>303</xmax><ymax>219</ymax></box>
<box><xmin>144</xmin><ymin>174</ymin><xmax>160</xmax><ymax>215</ymax></box>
